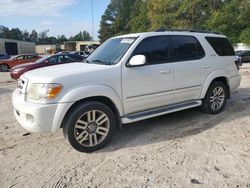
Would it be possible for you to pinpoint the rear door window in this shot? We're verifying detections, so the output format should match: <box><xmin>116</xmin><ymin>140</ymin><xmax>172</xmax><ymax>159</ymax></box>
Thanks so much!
<box><xmin>205</xmin><ymin>37</ymin><xmax>235</xmax><ymax>56</ymax></box>
<box><xmin>171</xmin><ymin>36</ymin><xmax>205</xmax><ymax>61</ymax></box>
<box><xmin>16</xmin><ymin>56</ymin><xmax>24</xmax><ymax>60</ymax></box>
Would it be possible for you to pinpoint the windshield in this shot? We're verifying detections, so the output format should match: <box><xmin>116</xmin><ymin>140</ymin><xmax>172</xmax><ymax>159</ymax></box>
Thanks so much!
<box><xmin>35</xmin><ymin>56</ymin><xmax>49</xmax><ymax>63</ymax></box>
<box><xmin>86</xmin><ymin>37</ymin><xmax>137</xmax><ymax>65</ymax></box>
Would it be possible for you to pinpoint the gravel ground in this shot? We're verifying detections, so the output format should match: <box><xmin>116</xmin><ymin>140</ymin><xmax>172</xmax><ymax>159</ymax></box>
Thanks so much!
<box><xmin>0</xmin><ymin>67</ymin><xmax>250</xmax><ymax>188</ymax></box>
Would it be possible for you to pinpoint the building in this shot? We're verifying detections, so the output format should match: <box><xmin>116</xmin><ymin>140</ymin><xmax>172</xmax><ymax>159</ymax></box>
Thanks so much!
<box><xmin>0</xmin><ymin>38</ymin><xmax>35</xmax><ymax>55</ymax></box>
<box><xmin>36</xmin><ymin>44</ymin><xmax>57</xmax><ymax>55</ymax></box>
<box><xmin>64</xmin><ymin>41</ymin><xmax>100</xmax><ymax>51</ymax></box>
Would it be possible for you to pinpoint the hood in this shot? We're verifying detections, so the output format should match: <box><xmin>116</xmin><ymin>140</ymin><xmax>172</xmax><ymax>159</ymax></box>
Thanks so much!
<box><xmin>22</xmin><ymin>62</ymin><xmax>113</xmax><ymax>83</ymax></box>
<box><xmin>12</xmin><ymin>62</ymin><xmax>36</xmax><ymax>69</ymax></box>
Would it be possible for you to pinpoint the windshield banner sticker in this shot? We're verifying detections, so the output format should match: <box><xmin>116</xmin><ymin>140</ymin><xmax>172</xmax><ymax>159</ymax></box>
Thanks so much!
<box><xmin>121</xmin><ymin>39</ymin><xmax>135</xmax><ymax>44</ymax></box>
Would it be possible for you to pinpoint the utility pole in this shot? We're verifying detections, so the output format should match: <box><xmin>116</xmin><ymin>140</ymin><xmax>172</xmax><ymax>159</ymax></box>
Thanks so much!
<box><xmin>91</xmin><ymin>0</ymin><xmax>94</xmax><ymax>42</ymax></box>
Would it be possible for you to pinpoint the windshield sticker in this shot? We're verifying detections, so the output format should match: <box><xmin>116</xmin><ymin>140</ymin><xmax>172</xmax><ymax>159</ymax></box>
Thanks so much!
<box><xmin>121</xmin><ymin>39</ymin><xmax>135</xmax><ymax>44</ymax></box>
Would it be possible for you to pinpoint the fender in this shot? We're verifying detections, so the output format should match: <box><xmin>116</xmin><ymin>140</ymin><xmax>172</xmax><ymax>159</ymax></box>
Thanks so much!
<box><xmin>51</xmin><ymin>84</ymin><xmax>124</xmax><ymax>132</ymax></box>
<box><xmin>200</xmin><ymin>70</ymin><xmax>229</xmax><ymax>99</ymax></box>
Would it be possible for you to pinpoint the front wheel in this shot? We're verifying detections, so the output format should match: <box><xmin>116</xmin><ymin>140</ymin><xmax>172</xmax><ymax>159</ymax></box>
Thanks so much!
<box><xmin>201</xmin><ymin>81</ymin><xmax>228</xmax><ymax>114</ymax></box>
<box><xmin>63</xmin><ymin>101</ymin><xmax>116</xmax><ymax>153</ymax></box>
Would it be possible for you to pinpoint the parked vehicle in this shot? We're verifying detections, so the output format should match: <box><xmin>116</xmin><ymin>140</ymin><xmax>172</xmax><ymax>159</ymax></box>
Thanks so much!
<box><xmin>11</xmin><ymin>53</ymin><xmax>84</xmax><ymax>80</ymax></box>
<box><xmin>71</xmin><ymin>51</ymin><xmax>89</xmax><ymax>59</ymax></box>
<box><xmin>12</xmin><ymin>29</ymin><xmax>241</xmax><ymax>152</ymax></box>
<box><xmin>236</xmin><ymin>50</ymin><xmax>250</xmax><ymax>64</ymax></box>
<box><xmin>0</xmin><ymin>53</ymin><xmax>11</xmax><ymax>60</ymax></box>
<box><xmin>0</xmin><ymin>54</ymin><xmax>41</xmax><ymax>72</ymax></box>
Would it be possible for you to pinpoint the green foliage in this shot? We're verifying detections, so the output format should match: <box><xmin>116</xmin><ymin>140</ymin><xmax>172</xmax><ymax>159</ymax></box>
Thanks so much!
<box><xmin>240</xmin><ymin>28</ymin><xmax>250</xmax><ymax>45</ymax></box>
<box><xmin>99</xmin><ymin>0</ymin><xmax>250</xmax><ymax>45</ymax></box>
<box><xmin>98</xmin><ymin>0</ymin><xmax>136</xmax><ymax>42</ymax></box>
<box><xmin>130</xmin><ymin>0</ymin><xmax>150</xmax><ymax>32</ymax></box>
<box><xmin>0</xmin><ymin>25</ymin><xmax>92</xmax><ymax>45</ymax></box>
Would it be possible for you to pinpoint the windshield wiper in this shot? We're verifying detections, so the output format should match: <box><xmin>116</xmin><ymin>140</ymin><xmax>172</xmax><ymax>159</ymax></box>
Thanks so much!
<box><xmin>91</xmin><ymin>59</ymin><xmax>112</xmax><ymax>65</ymax></box>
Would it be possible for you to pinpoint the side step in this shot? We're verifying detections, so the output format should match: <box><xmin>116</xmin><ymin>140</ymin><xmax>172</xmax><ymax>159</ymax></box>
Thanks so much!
<box><xmin>121</xmin><ymin>100</ymin><xmax>202</xmax><ymax>124</ymax></box>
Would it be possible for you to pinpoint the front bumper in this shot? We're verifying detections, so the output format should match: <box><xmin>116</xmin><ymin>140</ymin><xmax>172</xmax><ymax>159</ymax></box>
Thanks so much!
<box><xmin>12</xmin><ymin>89</ymin><xmax>73</xmax><ymax>133</ymax></box>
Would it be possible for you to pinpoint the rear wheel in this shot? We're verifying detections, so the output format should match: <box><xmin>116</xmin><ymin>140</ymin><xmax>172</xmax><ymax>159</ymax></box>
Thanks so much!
<box><xmin>0</xmin><ymin>64</ymin><xmax>10</xmax><ymax>72</ymax></box>
<box><xmin>63</xmin><ymin>101</ymin><xmax>116</xmax><ymax>153</ymax></box>
<box><xmin>201</xmin><ymin>81</ymin><xmax>228</xmax><ymax>114</ymax></box>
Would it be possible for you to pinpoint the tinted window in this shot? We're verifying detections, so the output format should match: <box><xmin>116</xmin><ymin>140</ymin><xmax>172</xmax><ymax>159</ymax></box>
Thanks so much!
<box><xmin>172</xmin><ymin>36</ymin><xmax>205</xmax><ymax>61</ymax></box>
<box><xmin>0</xmin><ymin>54</ymin><xmax>4</xmax><ymax>57</ymax></box>
<box><xmin>16</xmin><ymin>56</ymin><xmax>24</xmax><ymax>60</ymax></box>
<box><xmin>48</xmin><ymin>56</ymin><xmax>58</xmax><ymax>64</ymax></box>
<box><xmin>69</xmin><ymin>55</ymin><xmax>83</xmax><ymax>61</ymax></box>
<box><xmin>206</xmin><ymin>37</ymin><xmax>235</xmax><ymax>56</ymax></box>
<box><xmin>133</xmin><ymin>36</ymin><xmax>170</xmax><ymax>64</ymax></box>
<box><xmin>26</xmin><ymin>55</ymin><xmax>35</xmax><ymax>59</ymax></box>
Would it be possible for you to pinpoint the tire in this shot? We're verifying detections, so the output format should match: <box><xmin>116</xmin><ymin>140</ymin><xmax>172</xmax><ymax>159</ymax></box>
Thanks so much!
<box><xmin>0</xmin><ymin>64</ymin><xmax>10</xmax><ymax>72</ymax></box>
<box><xmin>201</xmin><ymin>81</ymin><xmax>228</xmax><ymax>114</ymax></box>
<box><xmin>63</xmin><ymin>101</ymin><xmax>116</xmax><ymax>153</ymax></box>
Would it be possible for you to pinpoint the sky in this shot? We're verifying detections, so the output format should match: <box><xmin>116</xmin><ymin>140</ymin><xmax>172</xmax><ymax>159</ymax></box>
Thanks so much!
<box><xmin>0</xmin><ymin>0</ymin><xmax>110</xmax><ymax>40</ymax></box>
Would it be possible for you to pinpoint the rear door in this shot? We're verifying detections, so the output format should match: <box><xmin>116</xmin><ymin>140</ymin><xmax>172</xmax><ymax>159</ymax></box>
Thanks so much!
<box><xmin>25</xmin><ymin>55</ymin><xmax>37</xmax><ymax>63</ymax></box>
<box><xmin>171</xmin><ymin>35</ymin><xmax>207</xmax><ymax>103</ymax></box>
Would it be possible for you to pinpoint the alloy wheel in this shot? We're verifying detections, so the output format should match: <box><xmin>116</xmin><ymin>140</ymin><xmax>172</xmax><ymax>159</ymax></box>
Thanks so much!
<box><xmin>210</xmin><ymin>86</ymin><xmax>225</xmax><ymax>111</ymax></box>
<box><xmin>74</xmin><ymin>110</ymin><xmax>110</xmax><ymax>147</ymax></box>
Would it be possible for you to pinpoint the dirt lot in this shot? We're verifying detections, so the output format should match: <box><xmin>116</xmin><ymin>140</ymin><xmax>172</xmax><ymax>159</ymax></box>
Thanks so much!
<box><xmin>0</xmin><ymin>67</ymin><xmax>250</xmax><ymax>188</ymax></box>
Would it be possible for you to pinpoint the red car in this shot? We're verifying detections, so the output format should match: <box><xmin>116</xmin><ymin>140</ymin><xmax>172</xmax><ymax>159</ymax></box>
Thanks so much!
<box><xmin>0</xmin><ymin>54</ymin><xmax>41</xmax><ymax>72</ymax></box>
<box><xmin>10</xmin><ymin>53</ymin><xmax>84</xmax><ymax>80</ymax></box>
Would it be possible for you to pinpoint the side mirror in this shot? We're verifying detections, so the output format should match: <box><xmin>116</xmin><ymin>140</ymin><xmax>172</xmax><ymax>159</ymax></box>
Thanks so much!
<box><xmin>128</xmin><ymin>55</ymin><xmax>146</xmax><ymax>67</ymax></box>
<box><xmin>44</xmin><ymin>60</ymin><xmax>49</xmax><ymax>64</ymax></box>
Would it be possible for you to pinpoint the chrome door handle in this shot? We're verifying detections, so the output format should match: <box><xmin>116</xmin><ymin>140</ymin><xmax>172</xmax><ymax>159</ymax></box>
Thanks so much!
<box><xmin>160</xmin><ymin>69</ymin><xmax>171</xmax><ymax>74</ymax></box>
<box><xmin>202</xmin><ymin>65</ymin><xmax>210</xmax><ymax>69</ymax></box>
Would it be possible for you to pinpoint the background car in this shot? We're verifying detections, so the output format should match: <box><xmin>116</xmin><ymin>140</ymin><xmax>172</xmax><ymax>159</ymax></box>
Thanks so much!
<box><xmin>70</xmin><ymin>51</ymin><xmax>89</xmax><ymax>59</ymax></box>
<box><xmin>0</xmin><ymin>53</ymin><xmax>11</xmax><ymax>60</ymax></box>
<box><xmin>236</xmin><ymin>50</ymin><xmax>250</xmax><ymax>64</ymax></box>
<box><xmin>0</xmin><ymin>54</ymin><xmax>41</xmax><ymax>72</ymax></box>
<box><xmin>10</xmin><ymin>53</ymin><xmax>85</xmax><ymax>80</ymax></box>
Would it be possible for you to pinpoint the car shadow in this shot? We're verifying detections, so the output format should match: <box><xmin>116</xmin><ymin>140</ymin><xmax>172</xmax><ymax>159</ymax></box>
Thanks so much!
<box><xmin>99</xmin><ymin>87</ymin><xmax>250</xmax><ymax>153</ymax></box>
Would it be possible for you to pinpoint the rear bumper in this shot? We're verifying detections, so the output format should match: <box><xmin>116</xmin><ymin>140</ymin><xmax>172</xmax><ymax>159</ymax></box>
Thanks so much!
<box><xmin>229</xmin><ymin>74</ymin><xmax>241</xmax><ymax>91</ymax></box>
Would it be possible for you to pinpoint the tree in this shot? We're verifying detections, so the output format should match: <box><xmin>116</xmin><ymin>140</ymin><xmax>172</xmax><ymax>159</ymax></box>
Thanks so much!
<box><xmin>99</xmin><ymin>2</ymin><xmax>117</xmax><ymax>42</ymax></box>
<box><xmin>9</xmin><ymin>28</ymin><xmax>23</xmax><ymax>40</ymax></box>
<box><xmin>99</xmin><ymin>0</ymin><xmax>136</xmax><ymax>42</ymax></box>
<box><xmin>130</xmin><ymin>0</ymin><xmax>150</xmax><ymax>32</ymax></box>
<box><xmin>0</xmin><ymin>25</ymin><xmax>10</xmax><ymax>38</ymax></box>
<box><xmin>22</xmin><ymin>30</ymin><xmax>30</xmax><ymax>41</ymax></box>
<box><xmin>30</xmin><ymin>30</ymin><xmax>38</xmax><ymax>43</ymax></box>
<box><xmin>206</xmin><ymin>0</ymin><xmax>250</xmax><ymax>44</ymax></box>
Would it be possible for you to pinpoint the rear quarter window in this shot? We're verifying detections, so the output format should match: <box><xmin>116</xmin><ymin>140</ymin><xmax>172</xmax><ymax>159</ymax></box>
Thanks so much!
<box><xmin>205</xmin><ymin>37</ymin><xmax>235</xmax><ymax>56</ymax></box>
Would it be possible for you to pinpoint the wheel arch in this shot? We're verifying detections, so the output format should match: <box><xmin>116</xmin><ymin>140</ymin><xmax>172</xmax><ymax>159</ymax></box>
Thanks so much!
<box><xmin>200</xmin><ymin>71</ymin><xmax>230</xmax><ymax>99</ymax></box>
<box><xmin>54</xmin><ymin>85</ymin><xmax>123</xmax><ymax>131</ymax></box>
<box><xmin>60</xmin><ymin>95</ymin><xmax>122</xmax><ymax>129</ymax></box>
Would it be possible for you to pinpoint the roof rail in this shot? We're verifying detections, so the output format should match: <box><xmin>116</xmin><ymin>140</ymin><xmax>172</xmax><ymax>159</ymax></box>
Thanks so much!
<box><xmin>156</xmin><ymin>28</ymin><xmax>220</xmax><ymax>34</ymax></box>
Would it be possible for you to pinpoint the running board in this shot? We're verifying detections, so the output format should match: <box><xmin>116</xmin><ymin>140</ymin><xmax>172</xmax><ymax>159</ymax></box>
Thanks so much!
<box><xmin>121</xmin><ymin>100</ymin><xmax>202</xmax><ymax>124</ymax></box>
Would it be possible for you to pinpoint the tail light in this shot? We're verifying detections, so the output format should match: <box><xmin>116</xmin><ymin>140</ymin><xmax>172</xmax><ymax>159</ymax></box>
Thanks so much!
<box><xmin>234</xmin><ymin>58</ymin><xmax>241</xmax><ymax>70</ymax></box>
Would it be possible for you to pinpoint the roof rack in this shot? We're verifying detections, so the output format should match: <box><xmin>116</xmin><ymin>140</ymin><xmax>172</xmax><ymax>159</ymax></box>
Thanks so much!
<box><xmin>156</xmin><ymin>28</ymin><xmax>220</xmax><ymax>34</ymax></box>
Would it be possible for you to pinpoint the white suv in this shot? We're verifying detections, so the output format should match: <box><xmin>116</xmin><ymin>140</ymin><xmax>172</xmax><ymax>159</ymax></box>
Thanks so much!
<box><xmin>12</xmin><ymin>29</ymin><xmax>241</xmax><ymax>152</ymax></box>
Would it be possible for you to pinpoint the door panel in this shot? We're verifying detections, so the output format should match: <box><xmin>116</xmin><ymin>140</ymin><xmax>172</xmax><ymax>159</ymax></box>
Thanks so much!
<box><xmin>122</xmin><ymin>35</ymin><xmax>174</xmax><ymax>115</ymax></box>
<box><xmin>123</xmin><ymin>64</ymin><xmax>174</xmax><ymax>114</ymax></box>
<box><xmin>174</xmin><ymin>60</ymin><xmax>207</xmax><ymax>103</ymax></box>
<box><xmin>171</xmin><ymin>36</ymin><xmax>208</xmax><ymax>103</ymax></box>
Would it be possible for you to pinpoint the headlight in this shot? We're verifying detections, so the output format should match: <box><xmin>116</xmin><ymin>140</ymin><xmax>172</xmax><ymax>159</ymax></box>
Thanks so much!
<box><xmin>27</xmin><ymin>83</ymin><xmax>63</xmax><ymax>102</ymax></box>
